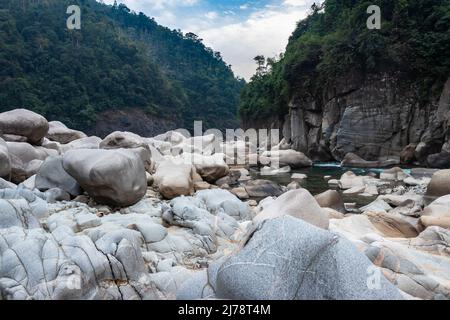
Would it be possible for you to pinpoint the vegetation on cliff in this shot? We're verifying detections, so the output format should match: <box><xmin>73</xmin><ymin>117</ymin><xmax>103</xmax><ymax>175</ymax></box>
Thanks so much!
<box><xmin>240</xmin><ymin>0</ymin><xmax>450</xmax><ymax>121</ymax></box>
<box><xmin>0</xmin><ymin>0</ymin><xmax>244</xmax><ymax>132</ymax></box>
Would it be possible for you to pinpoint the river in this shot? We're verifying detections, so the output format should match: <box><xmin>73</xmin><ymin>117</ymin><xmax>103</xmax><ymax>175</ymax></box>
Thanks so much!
<box><xmin>249</xmin><ymin>162</ymin><xmax>412</xmax><ymax>207</ymax></box>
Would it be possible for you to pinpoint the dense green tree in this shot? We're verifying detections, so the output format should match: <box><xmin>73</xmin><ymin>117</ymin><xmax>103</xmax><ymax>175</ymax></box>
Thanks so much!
<box><xmin>0</xmin><ymin>0</ymin><xmax>244</xmax><ymax>132</ymax></box>
<box><xmin>240</xmin><ymin>0</ymin><xmax>450</xmax><ymax>121</ymax></box>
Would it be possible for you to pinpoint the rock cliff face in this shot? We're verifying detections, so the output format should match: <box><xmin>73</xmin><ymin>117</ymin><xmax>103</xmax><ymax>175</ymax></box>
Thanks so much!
<box><xmin>247</xmin><ymin>74</ymin><xmax>450</xmax><ymax>166</ymax></box>
<box><xmin>239</xmin><ymin>0</ymin><xmax>450</xmax><ymax>168</ymax></box>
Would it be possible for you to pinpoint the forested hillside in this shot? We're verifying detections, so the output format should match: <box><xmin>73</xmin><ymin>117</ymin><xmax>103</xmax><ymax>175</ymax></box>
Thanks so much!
<box><xmin>240</xmin><ymin>0</ymin><xmax>450</xmax><ymax>121</ymax></box>
<box><xmin>0</xmin><ymin>0</ymin><xmax>244</xmax><ymax>135</ymax></box>
<box><xmin>239</xmin><ymin>0</ymin><xmax>450</xmax><ymax>165</ymax></box>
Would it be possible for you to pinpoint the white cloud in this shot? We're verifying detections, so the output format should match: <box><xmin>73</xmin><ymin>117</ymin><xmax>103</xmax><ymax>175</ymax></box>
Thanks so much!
<box><xmin>100</xmin><ymin>0</ymin><xmax>316</xmax><ymax>80</ymax></box>
<box><xmin>195</xmin><ymin>4</ymin><xmax>313</xmax><ymax>80</ymax></box>
<box><xmin>204</xmin><ymin>11</ymin><xmax>219</xmax><ymax>20</ymax></box>
<box><xmin>283</xmin><ymin>0</ymin><xmax>309</xmax><ymax>7</ymax></box>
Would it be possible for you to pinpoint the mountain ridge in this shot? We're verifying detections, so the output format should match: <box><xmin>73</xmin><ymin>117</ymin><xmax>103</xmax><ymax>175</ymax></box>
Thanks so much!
<box><xmin>0</xmin><ymin>0</ymin><xmax>244</xmax><ymax>136</ymax></box>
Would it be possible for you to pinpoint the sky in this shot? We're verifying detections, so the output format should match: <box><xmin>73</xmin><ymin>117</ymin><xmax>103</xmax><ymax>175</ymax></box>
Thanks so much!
<box><xmin>101</xmin><ymin>0</ymin><xmax>317</xmax><ymax>80</ymax></box>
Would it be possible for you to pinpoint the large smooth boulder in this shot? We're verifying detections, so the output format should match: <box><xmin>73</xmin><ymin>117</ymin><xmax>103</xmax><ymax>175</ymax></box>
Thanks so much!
<box><xmin>365</xmin><ymin>230</ymin><xmax>450</xmax><ymax>300</ymax></box>
<box><xmin>6</xmin><ymin>142</ymin><xmax>47</xmax><ymax>164</ymax></box>
<box><xmin>425</xmin><ymin>169</ymin><xmax>450</xmax><ymax>199</ymax></box>
<box><xmin>153</xmin><ymin>130</ymin><xmax>187</xmax><ymax>145</ymax></box>
<box><xmin>0</xmin><ymin>138</ymin><xmax>11</xmax><ymax>178</ymax></box>
<box><xmin>314</xmin><ymin>190</ymin><xmax>345</xmax><ymax>213</ymax></box>
<box><xmin>341</xmin><ymin>153</ymin><xmax>400</xmax><ymax>168</ymax></box>
<box><xmin>420</xmin><ymin>216</ymin><xmax>450</xmax><ymax>229</ymax></box>
<box><xmin>24</xmin><ymin>159</ymin><xmax>43</xmax><ymax>178</ymax></box>
<box><xmin>338</xmin><ymin>171</ymin><xmax>366</xmax><ymax>189</ymax></box>
<box><xmin>260</xmin><ymin>150</ymin><xmax>312</xmax><ymax>168</ymax></box>
<box><xmin>6</xmin><ymin>142</ymin><xmax>55</xmax><ymax>183</ymax></box>
<box><xmin>0</xmin><ymin>109</ymin><xmax>49</xmax><ymax>145</ymax></box>
<box><xmin>153</xmin><ymin>160</ymin><xmax>194</xmax><ymax>200</ymax></box>
<box><xmin>181</xmin><ymin>153</ymin><xmax>229</xmax><ymax>183</ymax></box>
<box><xmin>329</xmin><ymin>214</ymin><xmax>384</xmax><ymax>243</ymax></box>
<box><xmin>378</xmin><ymin>194</ymin><xmax>424</xmax><ymax>207</ymax></box>
<box><xmin>427</xmin><ymin>151</ymin><xmax>450</xmax><ymax>169</ymax></box>
<box><xmin>100</xmin><ymin>132</ymin><xmax>153</xmax><ymax>172</ymax></box>
<box><xmin>195</xmin><ymin>189</ymin><xmax>251</xmax><ymax>220</ymax></box>
<box><xmin>343</xmin><ymin>186</ymin><xmax>366</xmax><ymax>195</ymax></box>
<box><xmin>254</xmin><ymin>189</ymin><xmax>329</xmax><ymax>229</ymax></box>
<box><xmin>411</xmin><ymin>168</ymin><xmax>439</xmax><ymax>179</ymax></box>
<box><xmin>260</xmin><ymin>166</ymin><xmax>291</xmax><ymax>176</ymax></box>
<box><xmin>164</xmin><ymin>196</ymin><xmax>240</xmax><ymax>248</ymax></box>
<box><xmin>216</xmin><ymin>216</ymin><xmax>403</xmax><ymax>300</ymax></box>
<box><xmin>215</xmin><ymin>170</ymin><xmax>241</xmax><ymax>188</ymax></box>
<box><xmin>175</xmin><ymin>134</ymin><xmax>218</xmax><ymax>155</ymax></box>
<box><xmin>365</xmin><ymin>212</ymin><xmax>420</xmax><ymax>238</ymax></box>
<box><xmin>421</xmin><ymin>195</ymin><xmax>450</xmax><ymax>229</ymax></box>
<box><xmin>46</xmin><ymin>121</ymin><xmax>87</xmax><ymax>144</ymax></box>
<box><xmin>244</xmin><ymin>179</ymin><xmax>283</xmax><ymax>198</ymax></box>
<box><xmin>8</xmin><ymin>153</ymin><xmax>27</xmax><ymax>183</ymax></box>
<box><xmin>380</xmin><ymin>167</ymin><xmax>409</xmax><ymax>181</ymax></box>
<box><xmin>360</xmin><ymin>199</ymin><xmax>392</xmax><ymax>214</ymax></box>
<box><xmin>60</xmin><ymin>136</ymin><xmax>102</xmax><ymax>153</ymax></box>
<box><xmin>1</xmin><ymin>134</ymin><xmax>27</xmax><ymax>143</ymax></box>
<box><xmin>35</xmin><ymin>156</ymin><xmax>82</xmax><ymax>197</ymax></box>
<box><xmin>423</xmin><ymin>195</ymin><xmax>450</xmax><ymax>218</ymax></box>
<box><xmin>62</xmin><ymin>149</ymin><xmax>147</xmax><ymax>207</ymax></box>
<box><xmin>41</xmin><ymin>138</ymin><xmax>61</xmax><ymax>152</ymax></box>
<box><xmin>331</xmin><ymin>213</ymin><xmax>450</xmax><ymax>299</ymax></box>
<box><xmin>230</xmin><ymin>187</ymin><xmax>249</xmax><ymax>200</ymax></box>
<box><xmin>100</xmin><ymin>131</ymin><xmax>147</xmax><ymax>150</ymax></box>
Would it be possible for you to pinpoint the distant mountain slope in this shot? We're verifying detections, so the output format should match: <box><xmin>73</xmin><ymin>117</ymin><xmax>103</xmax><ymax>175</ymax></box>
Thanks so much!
<box><xmin>0</xmin><ymin>0</ymin><xmax>244</xmax><ymax>136</ymax></box>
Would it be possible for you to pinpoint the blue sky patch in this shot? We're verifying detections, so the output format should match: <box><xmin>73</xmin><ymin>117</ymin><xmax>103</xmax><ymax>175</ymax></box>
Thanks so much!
<box><xmin>102</xmin><ymin>0</ymin><xmax>317</xmax><ymax>79</ymax></box>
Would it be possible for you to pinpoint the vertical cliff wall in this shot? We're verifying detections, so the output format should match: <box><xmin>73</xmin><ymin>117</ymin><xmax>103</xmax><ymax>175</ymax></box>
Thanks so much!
<box><xmin>281</xmin><ymin>75</ymin><xmax>450</xmax><ymax>164</ymax></box>
<box><xmin>240</xmin><ymin>0</ymin><xmax>450</xmax><ymax>167</ymax></box>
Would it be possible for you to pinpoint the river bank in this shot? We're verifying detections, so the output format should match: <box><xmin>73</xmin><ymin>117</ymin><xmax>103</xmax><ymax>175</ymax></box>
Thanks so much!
<box><xmin>0</xmin><ymin>109</ymin><xmax>449</xmax><ymax>300</ymax></box>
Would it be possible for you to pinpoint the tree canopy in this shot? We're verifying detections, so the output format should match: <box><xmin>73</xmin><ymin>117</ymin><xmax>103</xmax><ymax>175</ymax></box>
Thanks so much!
<box><xmin>0</xmin><ymin>0</ymin><xmax>245</xmax><ymax>132</ymax></box>
<box><xmin>240</xmin><ymin>0</ymin><xmax>450</xmax><ymax>121</ymax></box>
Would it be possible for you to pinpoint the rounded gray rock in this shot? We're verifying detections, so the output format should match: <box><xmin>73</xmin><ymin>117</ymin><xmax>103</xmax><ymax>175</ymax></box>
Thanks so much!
<box><xmin>0</xmin><ymin>138</ymin><xmax>11</xmax><ymax>178</ymax></box>
<box><xmin>216</xmin><ymin>216</ymin><xmax>404</xmax><ymax>300</ymax></box>
<box><xmin>46</xmin><ymin>121</ymin><xmax>87</xmax><ymax>144</ymax></box>
<box><xmin>35</xmin><ymin>156</ymin><xmax>82</xmax><ymax>197</ymax></box>
<box><xmin>0</xmin><ymin>109</ymin><xmax>49</xmax><ymax>145</ymax></box>
<box><xmin>62</xmin><ymin>148</ymin><xmax>147</xmax><ymax>207</ymax></box>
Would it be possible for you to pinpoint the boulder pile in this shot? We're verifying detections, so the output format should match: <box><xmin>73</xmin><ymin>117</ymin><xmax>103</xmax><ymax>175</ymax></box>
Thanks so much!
<box><xmin>0</xmin><ymin>108</ymin><xmax>449</xmax><ymax>301</ymax></box>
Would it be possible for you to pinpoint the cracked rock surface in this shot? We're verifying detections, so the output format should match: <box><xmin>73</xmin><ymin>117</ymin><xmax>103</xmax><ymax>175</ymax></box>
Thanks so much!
<box><xmin>212</xmin><ymin>217</ymin><xmax>403</xmax><ymax>300</ymax></box>
<box><xmin>0</xmin><ymin>185</ymin><xmax>249</xmax><ymax>300</ymax></box>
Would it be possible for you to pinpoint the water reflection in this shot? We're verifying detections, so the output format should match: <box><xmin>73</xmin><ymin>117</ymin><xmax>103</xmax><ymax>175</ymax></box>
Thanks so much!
<box><xmin>249</xmin><ymin>162</ymin><xmax>406</xmax><ymax>207</ymax></box>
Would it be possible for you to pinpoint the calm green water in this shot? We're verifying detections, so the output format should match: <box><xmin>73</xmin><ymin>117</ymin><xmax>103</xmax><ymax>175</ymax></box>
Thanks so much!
<box><xmin>249</xmin><ymin>163</ymin><xmax>403</xmax><ymax>206</ymax></box>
